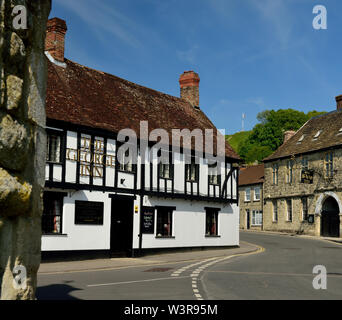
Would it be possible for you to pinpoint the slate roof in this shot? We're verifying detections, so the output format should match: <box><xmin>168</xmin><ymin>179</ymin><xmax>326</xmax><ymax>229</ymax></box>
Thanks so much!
<box><xmin>264</xmin><ymin>109</ymin><xmax>342</xmax><ymax>162</ymax></box>
<box><xmin>46</xmin><ymin>59</ymin><xmax>240</xmax><ymax>160</ymax></box>
<box><xmin>239</xmin><ymin>164</ymin><xmax>264</xmax><ymax>186</ymax></box>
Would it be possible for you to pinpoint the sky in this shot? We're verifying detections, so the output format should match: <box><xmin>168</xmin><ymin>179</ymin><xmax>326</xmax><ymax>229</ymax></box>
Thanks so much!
<box><xmin>50</xmin><ymin>0</ymin><xmax>342</xmax><ymax>135</ymax></box>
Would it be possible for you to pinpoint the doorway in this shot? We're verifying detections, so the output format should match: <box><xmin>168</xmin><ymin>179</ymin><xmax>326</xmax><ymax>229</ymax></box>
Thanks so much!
<box><xmin>110</xmin><ymin>196</ymin><xmax>134</xmax><ymax>256</ymax></box>
<box><xmin>246</xmin><ymin>209</ymin><xmax>250</xmax><ymax>230</ymax></box>
<box><xmin>321</xmin><ymin>197</ymin><xmax>340</xmax><ymax>238</ymax></box>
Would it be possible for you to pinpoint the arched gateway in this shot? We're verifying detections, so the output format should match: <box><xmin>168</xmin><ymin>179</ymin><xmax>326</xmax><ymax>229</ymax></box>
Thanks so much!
<box><xmin>315</xmin><ymin>192</ymin><xmax>341</xmax><ymax>238</ymax></box>
<box><xmin>321</xmin><ymin>197</ymin><xmax>340</xmax><ymax>237</ymax></box>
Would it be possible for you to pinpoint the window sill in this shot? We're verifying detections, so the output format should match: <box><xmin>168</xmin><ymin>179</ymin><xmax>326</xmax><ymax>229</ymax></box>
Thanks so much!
<box><xmin>272</xmin><ymin>221</ymin><xmax>278</xmax><ymax>223</ymax></box>
<box><xmin>251</xmin><ymin>225</ymin><xmax>262</xmax><ymax>227</ymax></box>
<box><xmin>244</xmin><ymin>200</ymin><xmax>251</xmax><ymax>203</ymax></box>
<box><xmin>205</xmin><ymin>235</ymin><xmax>221</xmax><ymax>238</ymax></box>
<box><xmin>253</xmin><ymin>199</ymin><xmax>260</xmax><ymax>202</ymax></box>
<box><xmin>42</xmin><ymin>233</ymin><xmax>68</xmax><ymax>237</ymax></box>
<box><xmin>155</xmin><ymin>236</ymin><xmax>175</xmax><ymax>239</ymax></box>
<box><xmin>46</xmin><ymin>161</ymin><xmax>63</xmax><ymax>165</ymax></box>
<box><xmin>159</xmin><ymin>177</ymin><xmax>174</xmax><ymax>181</ymax></box>
<box><xmin>117</xmin><ymin>170</ymin><xmax>136</xmax><ymax>174</ymax></box>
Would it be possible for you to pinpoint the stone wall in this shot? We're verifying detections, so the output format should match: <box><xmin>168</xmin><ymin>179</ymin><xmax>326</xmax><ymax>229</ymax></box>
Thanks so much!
<box><xmin>263</xmin><ymin>148</ymin><xmax>342</xmax><ymax>236</ymax></box>
<box><xmin>239</xmin><ymin>184</ymin><xmax>263</xmax><ymax>231</ymax></box>
<box><xmin>0</xmin><ymin>0</ymin><xmax>51</xmax><ymax>299</ymax></box>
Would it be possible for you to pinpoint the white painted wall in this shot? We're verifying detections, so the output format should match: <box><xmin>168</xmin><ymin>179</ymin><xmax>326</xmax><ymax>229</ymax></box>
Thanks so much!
<box><xmin>41</xmin><ymin>190</ymin><xmax>111</xmax><ymax>251</ymax></box>
<box><xmin>138</xmin><ymin>197</ymin><xmax>239</xmax><ymax>249</ymax></box>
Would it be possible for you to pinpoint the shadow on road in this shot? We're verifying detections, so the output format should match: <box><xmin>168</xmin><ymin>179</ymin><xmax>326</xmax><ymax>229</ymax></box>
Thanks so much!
<box><xmin>36</xmin><ymin>284</ymin><xmax>82</xmax><ymax>300</ymax></box>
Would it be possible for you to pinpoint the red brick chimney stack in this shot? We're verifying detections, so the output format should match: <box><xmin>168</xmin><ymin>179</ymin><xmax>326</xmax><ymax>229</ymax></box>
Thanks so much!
<box><xmin>45</xmin><ymin>18</ymin><xmax>67</xmax><ymax>63</ymax></box>
<box><xmin>179</xmin><ymin>71</ymin><xmax>200</xmax><ymax>109</ymax></box>
<box><xmin>336</xmin><ymin>95</ymin><xmax>342</xmax><ymax>110</ymax></box>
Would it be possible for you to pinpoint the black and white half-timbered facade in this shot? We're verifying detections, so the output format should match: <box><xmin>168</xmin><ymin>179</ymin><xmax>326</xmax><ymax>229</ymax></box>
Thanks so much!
<box><xmin>42</xmin><ymin>18</ymin><xmax>241</xmax><ymax>256</ymax></box>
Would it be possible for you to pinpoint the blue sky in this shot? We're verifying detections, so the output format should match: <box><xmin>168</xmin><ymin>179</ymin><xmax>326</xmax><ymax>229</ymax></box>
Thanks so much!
<box><xmin>50</xmin><ymin>0</ymin><xmax>341</xmax><ymax>135</ymax></box>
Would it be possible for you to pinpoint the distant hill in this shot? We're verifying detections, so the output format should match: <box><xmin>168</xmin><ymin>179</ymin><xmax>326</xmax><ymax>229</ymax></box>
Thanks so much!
<box><xmin>226</xmin><ymin>131</ymin><xmax>251</xmax><ymax>153</ymax></box>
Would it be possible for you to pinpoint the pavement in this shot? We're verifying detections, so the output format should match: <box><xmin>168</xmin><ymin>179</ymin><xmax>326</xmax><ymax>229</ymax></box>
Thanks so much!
<box><xmin>38</xmin><ymin>241</ymin><xmax>260</xmax><ymax>274</ymax></box>
<box><xmin>242</xmin><ymin>229</ymin><xmax>342</xmax><ymax>244</ymax></box>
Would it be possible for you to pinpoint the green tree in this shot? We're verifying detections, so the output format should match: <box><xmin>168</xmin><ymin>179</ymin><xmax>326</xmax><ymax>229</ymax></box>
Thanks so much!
<box><xmin>237</xmin><ymin>109</ymin><xmax>326</xmax><ymax>164</ymax></box>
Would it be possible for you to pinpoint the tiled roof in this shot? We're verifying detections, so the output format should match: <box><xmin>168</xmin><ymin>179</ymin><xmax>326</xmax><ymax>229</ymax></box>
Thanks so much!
<box><xmin>46</xmin><ymin>59</ymin><xmax>240</xmax><ymax>160</ymax></box>
<box><xmin>264</xmin><ymin>110</ymin><xmax>342</xmax><ymax>162</ymax></box>
<box><xmin>239</xmin><ymin>164</ymin><xmax>264</xmax><ymax>186</ymax></box>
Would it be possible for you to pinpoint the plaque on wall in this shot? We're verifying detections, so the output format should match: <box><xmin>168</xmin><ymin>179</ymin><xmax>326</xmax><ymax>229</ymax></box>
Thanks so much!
<box><xmin>75</xmin><ymin>200</ymin><xmax>104</xmax><ymax>225</ymax></box>
<box><xmin>142</xmin><ymin>207</ymin><xmax>155</xmax><ymax>234</ymax></box>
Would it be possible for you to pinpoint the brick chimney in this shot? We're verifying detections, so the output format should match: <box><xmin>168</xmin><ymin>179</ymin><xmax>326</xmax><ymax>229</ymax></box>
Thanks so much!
<box><xmin>45</xmin><ymin>18</ymin><xmax>67</xmax><ymax>63</ymax></box>
<box><xmin>336</xmin><ymin>95</ymin><xmax>342</xmax><ymax>110</ymax></box>
<box><xmin>283</xmin><ymin>130</ymin><xmax>296</xmax><ymax>144</ymax></box>
<box><xmin>179</xmin><ymin>71</ymin><xmax>200</xmax><ymax>109</ymax></box>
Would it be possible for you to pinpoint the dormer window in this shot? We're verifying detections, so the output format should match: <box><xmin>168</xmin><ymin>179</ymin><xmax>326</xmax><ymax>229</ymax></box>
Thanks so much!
<box><xmin>313</xmin><ymin>130</ymin><xmax>322</xmax><ymax>140</ymax></box>
<box><xmin>297</xmin><ymin>135</ymin><xmax>305</xmax><ymax>144</ymax></box>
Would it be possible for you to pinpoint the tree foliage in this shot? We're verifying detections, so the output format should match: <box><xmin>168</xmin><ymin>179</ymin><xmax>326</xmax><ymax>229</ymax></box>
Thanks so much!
<box><xmin>236</xmin><ymin>109</ymin><xmax>326</xmax><ymax>164</ymax></box>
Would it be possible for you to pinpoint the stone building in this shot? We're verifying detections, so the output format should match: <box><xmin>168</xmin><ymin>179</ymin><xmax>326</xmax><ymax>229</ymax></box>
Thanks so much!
<box><xmin>239</xmin><ymin>164</ymin><xmax>264</xmax><ymax>231</ymax></box>
<box><xmin>263</xmin><ymin>98</ymin><xmax>342</xmax><ymax>238</ymax></box>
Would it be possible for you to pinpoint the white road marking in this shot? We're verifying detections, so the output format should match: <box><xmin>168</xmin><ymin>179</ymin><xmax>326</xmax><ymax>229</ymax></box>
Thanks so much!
<box><xmin>87</xmin><ymin>275</ymin><xmax>189</xmax><ymax>288</ymax></box>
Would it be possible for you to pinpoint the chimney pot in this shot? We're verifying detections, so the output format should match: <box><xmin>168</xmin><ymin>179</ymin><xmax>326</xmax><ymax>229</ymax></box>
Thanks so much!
<box><xmin>336</xmin><ymin>95</ymin><xmax>342</xmax><ymax>110</ymax></box>
<box><xmin>179</xmin><ymin>71</ymin><xmax>200</xmax><ymax>108</ymax></box>
<box><xmin>45</xmin><ymin>17</ymin><xmax>67</xmax><ymax>63</ymax></box>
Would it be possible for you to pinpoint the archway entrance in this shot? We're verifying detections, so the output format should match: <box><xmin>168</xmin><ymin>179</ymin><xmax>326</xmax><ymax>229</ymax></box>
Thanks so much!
<box><xmin>321</xmin><ymin>197</ymin><xmax>340</xmax><ymax>237</ymax></box>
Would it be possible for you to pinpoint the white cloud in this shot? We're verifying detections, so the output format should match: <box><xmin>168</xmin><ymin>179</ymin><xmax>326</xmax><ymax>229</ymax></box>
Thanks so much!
<box><xmin>56</xmin><ymin>0</ymin><xmax>146</xmax><ymax>48</ymax></box>
<box><xmin>249</xmin><ymin>0</ymin><xmax>293</xmax><ymax>50</ymax></box>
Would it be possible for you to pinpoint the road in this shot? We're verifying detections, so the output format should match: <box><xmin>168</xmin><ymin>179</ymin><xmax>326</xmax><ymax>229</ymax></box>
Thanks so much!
<box><xmin>36</xmin><ymin>231</ymin><xmax>342</xmax><ymax>300</ymax></box>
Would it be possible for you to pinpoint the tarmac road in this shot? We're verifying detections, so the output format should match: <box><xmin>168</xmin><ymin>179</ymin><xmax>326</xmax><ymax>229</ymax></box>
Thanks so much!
<box><xmin>36</xmin><ymin>231</ymin><xmax>342</xmax><ymax>300</ymax></box>
<box><xmin>201</xmin><ymin>231</ymin><xmax>342</xmax><ymax>300</ymax></box>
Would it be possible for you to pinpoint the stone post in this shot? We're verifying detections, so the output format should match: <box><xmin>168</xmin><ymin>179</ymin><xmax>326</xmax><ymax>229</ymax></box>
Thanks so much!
<box><xmin>0</xmin><ymin>0</ymin><xmax>51</xmax><ymax>299</ymax></box>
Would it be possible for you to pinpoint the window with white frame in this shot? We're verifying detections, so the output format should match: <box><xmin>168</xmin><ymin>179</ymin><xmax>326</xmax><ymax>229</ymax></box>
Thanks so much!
<box><xmin>272</xmin><ymin>163</ymin><xmax>279</xmax><ymax>185</ymax></box>
<box><xmin>252</xmin><ymin>210</ymin><xmax>263</xmax><ymax>226</ymax></box>
<box><xmin>301</xmin><ymin>156</ymin><xmax>309</xmax><ymax>178</ymax></box>
<box><xmin>325</xmin><ymin>152</ymin><xmax>334</xmax><ymax>178</ymax></box>
<box><xmin>245</xmin><ymin>188</ymin><xmax>251</xmax><ymax>202</ymax></box>
<box><xmin>254</xmin><ymin>186</ymin><xmax>261</xmax><ymax>201</ymax></box>
<box><xmin>286</xmin><ymin>160</ymin><xmax>294</xmax><ymax>184</ymax></box>
<box><xmin>287</xmin><ymin>199</ymin><xmax>292</xmax><ymax>222</ymax></box>
<box><xmin>302</xmin><ymin>197</ymin><xmax>308</xmax><ymax>221</ymax></box>
<box><xmin>273</xmin><ymin>200</ymin><xmax>278</xmax><ymax>222</ymax></box>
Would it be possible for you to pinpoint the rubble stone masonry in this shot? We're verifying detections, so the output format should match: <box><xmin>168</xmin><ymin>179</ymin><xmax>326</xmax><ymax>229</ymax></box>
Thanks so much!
<box><xmin>263</xmin><ymin>148</ymin><xmax>342</xmax><ymax>237</ymax></box>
